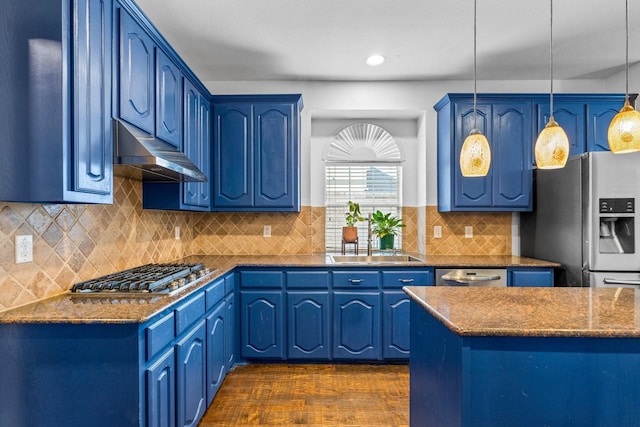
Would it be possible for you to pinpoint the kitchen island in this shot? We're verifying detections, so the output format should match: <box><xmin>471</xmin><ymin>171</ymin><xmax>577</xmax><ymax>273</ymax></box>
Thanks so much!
<box><xmin>404</xmin><ymin>286</ymin><xmax>640</xmax><ymax>427</ymax></box>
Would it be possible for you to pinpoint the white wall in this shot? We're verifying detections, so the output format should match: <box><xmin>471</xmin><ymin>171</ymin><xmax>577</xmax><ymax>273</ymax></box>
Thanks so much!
<box><xmin>205</xmin><ymin>78</ymin><xmax>612</xmax><ymax>208</ymax></box>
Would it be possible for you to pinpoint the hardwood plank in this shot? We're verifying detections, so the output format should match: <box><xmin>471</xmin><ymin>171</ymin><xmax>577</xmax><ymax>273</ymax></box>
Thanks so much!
<box><xmin>199</xmin><ymin>364</ymin><xmax>409</xmax><ymax>426</ymax></box>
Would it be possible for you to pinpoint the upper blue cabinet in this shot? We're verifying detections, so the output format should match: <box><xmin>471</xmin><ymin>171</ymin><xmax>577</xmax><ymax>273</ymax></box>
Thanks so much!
<box><xmin>212</xmin><ymin>95</ymin><xmax>303</xmax><ymax>212</ymax></box>
<box><xmin>435</xmin><ymin>94</ymin><xmax>533</xmax><ymax>212</ymax></box>
<box><xmin>0</xmin><ymin>0</ymin><xmax>113</xmax><ymax>204</ymax></box>
<box><xmin>534</xmin><ymin>94</ymin><xmax>631</xmax><ymax>155</ymax></box>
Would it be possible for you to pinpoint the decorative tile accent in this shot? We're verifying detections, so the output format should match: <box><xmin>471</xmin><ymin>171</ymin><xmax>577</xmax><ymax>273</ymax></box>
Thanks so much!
<box><xmin>425</xmin><ymin>206</ymin><xmax>512</xmax><ymax>255</ymax></box>
<box><xmin>0</xmin><ymin>182</ymin><xmax>513</xmax><ymax>312</ymax></box>
<box><xmin>0</xmin><ymin>177</ymin><xmax>191</xmax><ymax>311</ymax></box>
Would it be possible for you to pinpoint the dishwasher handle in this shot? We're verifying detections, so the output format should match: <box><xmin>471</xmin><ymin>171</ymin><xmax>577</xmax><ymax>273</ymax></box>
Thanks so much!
<box><xmin>441</xmin><ymin>272</ymin><xmax>502</xmax><ymax>284</ymax></box>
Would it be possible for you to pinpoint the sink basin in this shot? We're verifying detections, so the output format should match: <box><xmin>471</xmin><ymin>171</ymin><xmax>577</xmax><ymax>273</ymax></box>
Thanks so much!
<box><xmin>329</xmin><ymin>255</ymin><xmax>424</xmax><ymax>264</ymax></box>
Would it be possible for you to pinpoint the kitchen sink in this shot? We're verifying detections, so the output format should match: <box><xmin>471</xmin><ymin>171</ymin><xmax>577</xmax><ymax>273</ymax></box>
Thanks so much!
<box><xmin>329</xmin><ymin>254</ymin><xmax>424</xmax><ymax>264</ymax></box>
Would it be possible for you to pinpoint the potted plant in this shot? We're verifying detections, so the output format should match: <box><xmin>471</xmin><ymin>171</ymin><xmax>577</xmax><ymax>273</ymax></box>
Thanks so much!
<box><xmin>370</xmin><ymin>210</ymin><xmax>405</xmax><ymax>250</ymax></box>
<box><xmin>343</xmin><ymin>201</ymin><xmax>364</xmax><ymax>243</ymax></box>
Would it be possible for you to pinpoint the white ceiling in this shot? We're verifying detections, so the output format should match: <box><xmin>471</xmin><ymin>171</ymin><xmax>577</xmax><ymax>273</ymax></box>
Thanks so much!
<box><xmin>134</xmin><ymin>0</ymin><xmax>640</xmax><ymax>82</ymax></box>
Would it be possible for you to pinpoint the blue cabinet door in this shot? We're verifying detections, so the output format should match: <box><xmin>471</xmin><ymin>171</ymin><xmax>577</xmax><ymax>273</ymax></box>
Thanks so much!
<box><xmin>537</xmin><ymin>101</ymin><xmax>586</xmax><ymax>157</ymax></box>
<box><xmin>287</xmin><ymin>291</ymin><xmax>330</xmax><ymax>359</ymax></box>
<box><xmin>118</xmin><ymin>9</ymin><xmax>155</xmax><ymax>133</ymax></box>
<box><xmin>225</xmin><ymin>292</ymin><xmax>236</xmax><ymax>369</ymax></box>
<box><xmin>241</xmin><ymin>290</ymin><xmax>285</xmax><ymax>359</ymax></box>
<box><xmin>383</xmin><ymin>291</ymin><xmax>410</xmax><ymax>359</ymax></box>
<box><xmin>213</xmin><ymin>103</ymin><xmax>253</xmax><ymax>207</ymax></box>
<box><xmin>254</xmin><ymin>103</ymin><xmax>298</xmax><ymax>209</ymax></box>
<box><xmin>176</xmin><ymin>319</ymin><xmax>207</xmax><ymax>427</ymax></box>
<box><xmin>454</xmin><ymin>101</ymin><xmax>493</xmax><ymax>208</ymax></box>
<box><xmin>508</xmin><ymin>268</ymin><xmax>554</xmax><ymax>287</ymax></box>
<box><xmin>333</xmin><ymin>291</ymin><xmax>381</xmax><ymax>360</ymax></box>
<box><xmin>181</xmin><ymin>85</ymin><xmax>210</xmax><ymax>210</ymax></box>
<box><xmin>72</xmin><ymin>0</ymin><xmax>113</xmax><ymax>199</ymax></box>
<box><xmin>206</xmin><ymin>302</ymin><xmax>225</xmax><ymax>405</ymax></box>
<box><xmin>492</xmin><ymin>102</ymin><xmax>532</xmax><ymax>208</ymax></box>
<box><xmin>588</xmin><ymin>101</ymin><xmax>622</xmax><ymax>152</ymax></box>
<box><xmin>156</xmin><ymin>49</ymin><xmax>182</xmax><ymax>148</ymax></box>
<box><xmin>146</xmin><ymin>347</ymin><xmax>176</xmax><ymax>427</ymax></box>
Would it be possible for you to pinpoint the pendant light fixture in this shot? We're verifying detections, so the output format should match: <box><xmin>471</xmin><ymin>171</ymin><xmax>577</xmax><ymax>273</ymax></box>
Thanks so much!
<box><xmin>534</xmin><ymin>0</ymin><xmax>569</xmax><ymax>169</ymax></box>
<box><xmin>460</xmin><ymin>0</ymin><xmax>491</xmax><ymax>177</ymax></box>
<box><xmin>608</xmin><ymin>0</ymin><xmax>640</xmax><ymax>153</ymax></box>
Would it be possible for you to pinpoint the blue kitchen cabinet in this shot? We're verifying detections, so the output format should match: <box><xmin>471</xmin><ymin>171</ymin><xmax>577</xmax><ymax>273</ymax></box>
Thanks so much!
<box><xmin>146</xmin><ymin>347</ymin><xmax>176</xmax><ymax>427</ymax></box>
<box><xmin>212</xmin><ymin>95</ymin><xmax>303</xmax><ymax>212</ymax></box>
<box><xmin>176</xmin><ymin>318</ymin><xmax>207</xmax><ymax>427</ymax></box>
<box><xmin>381</xmin><ymin>269</ymin><xmax>433</xmax><ymax>360</ymax></box>
<box><xmin>206</xmin><ymin>301</ymin><xmax>226</xmax><ymax>405</ymax></box>
<box><xmin>435</xmin><ymin>94</ymin><xmax>533</xmax><ymax>212</ymax></box>
<box><xmin>0</xmin><ymin>0</ymin><xmax>113</xmax><ymax>204</ymax></box>
<box><xmin>155</xmin><ymin>49</ymin><xmax>183</xmax><ymax>148</ymax></box>
<box><xmin>508</xmin><ymin>267</ymin><xmax>554</xmax><ymax>287</ymax></box>
<box><xmin>143</xmin><ymin>79</ymin><xmax>211</xmax><ymax>211</ymax></box>
<box><xmin>224</xmin><ymin>273</ymin><xmax>237</xmax><ymax>369</ymax></box>
<box><xmin>118</xmin><ymin>8</ymin><xmax>155</xmax><ymax>134</ymax></box>
<box><xmin>287</xmin><ymin>291</ymin><xmax>331</xmax><ymax>359</ymax></box>
<box><xmin>383</xmin><ymin>291</ymin><xmax>410</xmax><ymax>359</ymax></box>
<box><xmin>536</xmin><ymin>101</ymin><xmax>586</xmax><ymax>157</ymax></box>
<box><xmin>241</xmin><ymin>290</ymin><xmax>286</xmax><ymax>359</ymax></box>
<box><xmin>587</xmin><ymin>100</ymin><xmax>624</xmax><ymax>152</ymax></box>
<box><xmin>333</xmin><ymin>291</ymin><xmax>382</xmax><ymax>360</ymax></box>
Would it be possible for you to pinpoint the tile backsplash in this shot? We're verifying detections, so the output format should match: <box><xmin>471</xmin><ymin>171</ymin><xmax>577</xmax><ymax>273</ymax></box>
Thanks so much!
<box><xmin>0</xmin><ymin>179</ymin><xmax>512</xmax><ymax>311</ymax></box>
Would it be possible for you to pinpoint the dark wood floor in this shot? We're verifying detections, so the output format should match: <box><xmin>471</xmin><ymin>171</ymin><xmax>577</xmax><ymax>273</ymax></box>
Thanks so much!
<box><xmin>198</xmin><ymin>364</ymin><xmax>409</xmax><ymax>426</ymax></box>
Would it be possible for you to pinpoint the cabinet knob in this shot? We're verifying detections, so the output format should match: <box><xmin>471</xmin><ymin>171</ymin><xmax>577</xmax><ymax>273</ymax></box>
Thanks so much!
<box><xmin>398</xmin><ymin>279</ymin><xmax>414</xmax><ymax>284</ymax></box>
<box><xmin>348</xmin><ymin>279</ymin><xmax>364</xmax><ymax>284</ymax></box>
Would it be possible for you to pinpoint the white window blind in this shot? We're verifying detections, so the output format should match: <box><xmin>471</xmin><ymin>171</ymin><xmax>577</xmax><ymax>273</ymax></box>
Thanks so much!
<box><xmin>325</xmin><ymin>164</ymin><xmax>402</xmax><ymax>253</ymax></box>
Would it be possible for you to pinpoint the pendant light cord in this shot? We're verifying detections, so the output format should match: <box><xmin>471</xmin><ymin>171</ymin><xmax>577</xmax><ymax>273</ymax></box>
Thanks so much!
<box><xmin>625</xmin><ymin>0</ymin><xmax>630</xmax><ymax>101</ymax></box>
<box><xmin>473</xmin><ymin>0</ymin><xmax>478</xmax><ymax>130</ymax></box>
<box><xmin>549</xmin><ymin>0</ymin><xmax>554</xmax><ymax>118</ymax></box>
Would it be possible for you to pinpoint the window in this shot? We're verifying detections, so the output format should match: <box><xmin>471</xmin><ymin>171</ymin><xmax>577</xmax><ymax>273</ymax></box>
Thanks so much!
<box><xmin>324</xmin><ymin>123</ymin><xmax>403</xmax><ymax>252</ymax></box>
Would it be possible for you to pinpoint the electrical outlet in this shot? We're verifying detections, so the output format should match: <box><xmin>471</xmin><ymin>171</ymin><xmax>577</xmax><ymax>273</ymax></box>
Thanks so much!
<box><xmin>263</xmin><ymin>225</ymin><xmax>272</xmax><ymax>237</ymax></box>
<box><xmin>433</xmin><ymin>225</ymin><xmax>442</xmax><ymax>239</ymax></box>
<box><xmin>465</xmin><ymin>226</ymin><xmax>473</xmax><ymax>238</ymax></box>
<box><xmin>15</xmin><ymin>235</ymin><xmax>33</xmax><ymax>263</ymax></box>
<box><xmin>175</xmin><ymin>226</ymin><xmax>181</xmax><ymax>240</ymax></box>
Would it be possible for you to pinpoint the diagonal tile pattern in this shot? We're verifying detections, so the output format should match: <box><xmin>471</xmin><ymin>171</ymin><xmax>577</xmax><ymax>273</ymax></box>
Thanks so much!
<box><xmin>0</xmin><ymin>179</ymin><xmax>513</xmax><ymax>312</ymax></box>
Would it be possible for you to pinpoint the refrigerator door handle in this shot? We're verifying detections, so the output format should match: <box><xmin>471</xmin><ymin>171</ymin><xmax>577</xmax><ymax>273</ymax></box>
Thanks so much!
<box><xmin>603</xmin><ymin>278</ymin><xmax>640</xmax><ymax>286</ymax></box>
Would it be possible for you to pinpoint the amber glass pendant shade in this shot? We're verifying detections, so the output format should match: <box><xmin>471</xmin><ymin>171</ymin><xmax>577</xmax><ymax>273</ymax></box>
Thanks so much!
<box><xmin>460</xmin><ymin>129</ymin><xmax>491</xmax><ymax>177</ymax></box>
<box><xmin>608</xmin><ymin>99</ymin><xmax>640</xmax><ymax>153</ymax></box>
<box><xmin>534</xmin><ymin>118</ymin><xmax>569</xmax><ymax>169</ymax></box>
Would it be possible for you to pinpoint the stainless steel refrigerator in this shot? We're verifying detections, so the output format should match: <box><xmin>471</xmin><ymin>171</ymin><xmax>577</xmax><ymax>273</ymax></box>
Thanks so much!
<box><xmin>521</xmin><ymin>151</ymin><xmax>640</xmax><ymax>287</ymax></box>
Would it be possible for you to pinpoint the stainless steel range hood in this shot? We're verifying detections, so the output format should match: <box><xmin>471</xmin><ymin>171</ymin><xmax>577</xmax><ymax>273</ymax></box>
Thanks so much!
<box><xmin>113</xmin><ymin>119</ymin><xmax>207</xmax><ymax>182</ymax></box>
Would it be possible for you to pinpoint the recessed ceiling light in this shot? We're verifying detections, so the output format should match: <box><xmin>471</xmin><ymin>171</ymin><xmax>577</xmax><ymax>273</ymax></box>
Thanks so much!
<box><xmin>366</xmin><ymin>54</ymin><xmax>385</xmax><ymax>66</ymax></box>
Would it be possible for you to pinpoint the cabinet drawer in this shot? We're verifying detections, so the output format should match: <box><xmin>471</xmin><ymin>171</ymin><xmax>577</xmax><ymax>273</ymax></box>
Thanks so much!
<box><xmin>205</xmin><ymin>278</ymin><xmax>225</xmax><ymax>312</ymax></box>
<box><xmin>333</xmin><ymin>271</ymin><xmax>380</xmax><ymax>288</ymax></box>
<box><xmin>287</xmin><ymin>271</ymin><xmax>330</xmax><ymax>289</ymax></box>
<box><xmin>509</xmin><ymin>268</ymin><xmax>554</xmax><ymax>287</ymax></box>
<box><xmin>175</xmin><ymin>292</ymin><xmax>206</xmax><ymax>335</ymax></box>
<box><xmin>224</xmin><ymin>273</ymin><xmax>235</xmax><ymax>295</ymax></box>
<box><xmin>240</xmin><ymin>271</ymin><xmax>284</xmax><ymax>288</ymax></box>
<box><xmin>146</xmin><ymin>311</ymin><xmax>175</xmax><ymax>361</ymax></box>
<box><xmin>382</xmin><ymin>270</ymin><xmax>433</xmax><ymax>288</ymax></box>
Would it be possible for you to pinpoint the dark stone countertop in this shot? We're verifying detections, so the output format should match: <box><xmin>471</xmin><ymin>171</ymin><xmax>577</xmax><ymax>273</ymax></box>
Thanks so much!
<box><xmin>0</xmin><ymin>253</ymin><xmax>559</xmax><ymax>325</ymax></box>
<box><xmin>404</xmin><ymin>285</ymin><xmax>640</xmax><ymax>338</ymax></box>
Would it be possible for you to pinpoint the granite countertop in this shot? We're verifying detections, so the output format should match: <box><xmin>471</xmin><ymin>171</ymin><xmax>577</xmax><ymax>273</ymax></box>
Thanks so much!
<box><xmin>404</xmin><ymin>286</ymin><xmax>640</xmax><ymax>338</ymax></box>
<box><xmin>0</xmin><ymin>253</ymin><xmax>558</xmax><ymax>325</ymax></box>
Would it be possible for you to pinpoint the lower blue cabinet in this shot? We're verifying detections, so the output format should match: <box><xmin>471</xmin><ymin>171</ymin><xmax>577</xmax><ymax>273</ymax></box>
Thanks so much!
<box><xmin>146</xmin><ymin>347</ymin><xmax>176</xmax><ymax>427</ymax></box>
<box><xmin>333</xmin><ymin>291</ymin><xmax>381</xmax><ymax>360</ymax></box>
<box><xmin>176</xmin><ymin>319</ymin><xmax>207</xmax><ymax>427</ymax></box>
<box><xmin>383</xmin><ymin>291</ymin><xmax>410</xmax><ymax>359</ymax></box>
<box><xmin>206</xmin><ymin>302</ymin><xmax>226</xmax><ymax>405</ymax></box>
<box><xmin>508</xmin><ymin>268</ymin><xmax>554</xmax><ymax>287</ymax></box>
<box><xmin>225</xmin><ymin>292</ymin><xmax>236</xmax><ymax>369</ymax></box>
<box><xmin>241</xmin><ymin>290</ymin><xmax>285</xmax><ymax>359</ymax></box>
<box><xmin>287</xmin><ymin>291</ymin><xmax>330</xmax><ymax>359</ymax></box>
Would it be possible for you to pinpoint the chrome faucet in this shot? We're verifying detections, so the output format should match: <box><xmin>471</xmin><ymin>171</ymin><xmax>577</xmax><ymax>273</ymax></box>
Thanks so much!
<box><xmin>367</xmin><ymin>213</ymin><xmax>373</xmax><ymax>256</ymax></box>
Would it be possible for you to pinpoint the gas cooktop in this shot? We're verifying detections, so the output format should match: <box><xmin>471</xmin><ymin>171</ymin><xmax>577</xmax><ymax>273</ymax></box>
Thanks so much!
<box><xmin>70</xmin><ymin>263</ymin><xmax>214</xmax><ymax>296</ymax></box>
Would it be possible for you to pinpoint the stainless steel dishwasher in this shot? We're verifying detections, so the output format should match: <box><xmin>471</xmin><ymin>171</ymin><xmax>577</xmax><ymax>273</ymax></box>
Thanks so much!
<box><xmin>435</xmin><ymin>268</ymin><xmax>507</xmax><ymax>287</ymax></box>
